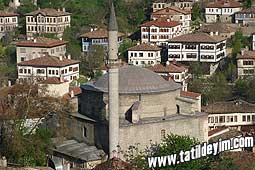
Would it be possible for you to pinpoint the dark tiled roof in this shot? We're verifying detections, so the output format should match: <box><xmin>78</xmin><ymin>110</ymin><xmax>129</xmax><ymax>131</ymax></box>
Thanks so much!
<box><xmin>0</xmin><ymin>11</ymin><xmax>18</xmax><ymax>17</ymax></box>
<box><xmin>93</xmin><ymin>157</ymin><xmax>135</xmax><ymax>170</ymax></box>
<box><xmin>169</xmin><ymin>32</ymin><xmax>226</xmax><ymax>43</ymax></box>
<box><xmin>148</xmin><ymin>63</ymin><xmax>186</xmax><ymax>73</ymax></box>
<box><xmin>180</xmin><ymin>90</ymin><xmax>201</xmax><ymax>99</ymax></box>
<box><xmin>236</xmin><ymin>6</ymin><xmax>255</xmax><ymax>14</ymax></box>
<box><xmin>204</xmin><ymin>99</ymin><xmax>255</xmax><ymax>114</ymax></box>
<box><xmin>206</xmin><ymin>0</ymin><xmax>242</xmax><ymax>8</ymax></box>
<box><xmin>237</xmin><ymin>51</ymin><xmax>255</xmax><ymax>59</ymax></box>
<box><xmin>82</xmin><ymin>65</ymin><xmax>181</xmax><ymax>94</ymax></box>
<box><xmin>152</xmin><ymin>6</ymin><xmax>190</xmax><ymax>15</ymax></box>
<box><xmin>208</xmin><ymin>127</ymin><xmax>228</xmax><ymax>136</ymax></box>
<box><xmin>200</xmin><ymin>23</ymin><xmax>237</xmax><ymax>34</ymax></box>
<box><xmin>16</xmin><ymin>37</ymin><xmax>67</xmax><ymax>48</ymax></box>
<box><xmin>17</xmin><ymin>55</ymin><xmax>80</xmax><ymax>67</ymax></box>
<box><xmin>128</xmin><ymin>43</ymin><xmax>161</xmax><ymax>51</ymax></box>
<box><xmin>25</xmin><ymin>8</ymin><xmax>71</xmax><ymax>16</ymax></box>
<box><xmin>140</xmin><ymin>19</ymin><xmax>180</xmax><ymax>27</ymax></box>
<box><xmin>80</xmin><ymin>28</ymin><xmax>125</xmax><ymax>38</ymax></box>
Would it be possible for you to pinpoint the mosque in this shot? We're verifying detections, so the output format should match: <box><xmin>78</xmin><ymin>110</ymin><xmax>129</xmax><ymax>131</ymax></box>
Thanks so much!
<box><xmin>79</xmin><ymin>3</ymin><xmax>208</xmax><ymax>155</ymax></box>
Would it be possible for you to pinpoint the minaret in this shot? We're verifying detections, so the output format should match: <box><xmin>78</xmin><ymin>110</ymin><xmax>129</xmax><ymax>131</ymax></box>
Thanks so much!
<box><xmin>108</xmin><ymin>2</ymin><xmax>119</xmax><ymax>158</ymax></box>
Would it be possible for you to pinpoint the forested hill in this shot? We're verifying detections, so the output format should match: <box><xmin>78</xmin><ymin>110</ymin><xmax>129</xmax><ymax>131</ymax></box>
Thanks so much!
<box><xmin>33</xmin><ymin>0</ymin><xmax>152</xmax><ymax>33</ymax></box>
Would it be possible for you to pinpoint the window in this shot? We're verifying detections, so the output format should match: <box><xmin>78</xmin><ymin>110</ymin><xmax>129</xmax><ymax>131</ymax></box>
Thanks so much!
<box><xmin>161</xmin><ymin>129</ymin><xmax>166</xmax><ymax>139</ymax></box>
<box><xmin>49</xmin><ymin>70</ymin><xmax>52</xmax><ymax>74</ymax></box>
<box><xmin>73</xmin><ymin>67</ymin><xmax>78</xmax><ymax>72</ymax></box>
<box><xmin>234</xmin><ymin>116</ymin><xmax>237</xmax><ymax>122</ymax></box>
<box><xmin>168</xmin><ymin>45</ymin><xmax>180</xmax><ymax>49</ymax></box>
<box><xmin>186</xmin><ymin>53</ymin><xmax>197</xmax><ymax>59</ymax></box>
<box><xmin>243</xmin><ymin>115</ymin><xmax>246</xmax><ymax>122</ymax></box>
<box><xmin>69</xmin><ymin>67</ymin><xmax>72</xmax><ymax>71</ymax></box>
<box><xmin>19</xmin><ymin>69</ymin><xmax>23</xmax><ymax>73</ymax></box>
<box><xmin>215</xmin><ymin>116</ymin><xmax>218</xmax><ymax>123</ymax></box>
<box><xmin>243</xmin><ymin>61</ymin><xmax>254</xmax><ymax>65</ymax></box>
<box><xmin>251</xmin><ymin>115</ymin><xmax>255</xmax><ymax>122</ymax></box>
<box><xmin>175</xmin><ymin>75</ymin><xmax>179</xmax><ymax>80</ymax></box>
<box><xmin>139</xmin><ymin>53</ymin><xmax>143</xmax><ymax>57</ymax></box>
<box><xmin>20</xmin><ymin>48</ymin><xmax>26</xmax><ymax>53</ymax></box>
<box><xmin>219</xmin><ymin>116</ymin><xmax>225</xmax><ymax>123</ymax></box>
<box><xmin>247</xmin><ymin>115</ymin><xmax>251</xmax><ymax>122</ymax></box>
<box><xmin>83</xmin><ymin>126</ymin><xmax>87</xmax><ymax>137</ymax></box>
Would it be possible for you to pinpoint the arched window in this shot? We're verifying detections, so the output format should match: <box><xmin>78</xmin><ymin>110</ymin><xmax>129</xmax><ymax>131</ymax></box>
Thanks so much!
<box><xmin>176</xmin><ymin>105</ymin><xmax>180</xmax><ymax>114</ymax></box>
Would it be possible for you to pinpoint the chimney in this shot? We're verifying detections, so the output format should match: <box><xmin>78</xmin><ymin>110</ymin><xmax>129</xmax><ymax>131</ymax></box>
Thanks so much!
<box><xmin>8</xmin><ymin>80</ymin><xmax>11</xmax><ymax>87</ymax></box>
<box><xmin>137</xmin><ymin>42</ymin><xmax>140</xmax><ymax>45</ymax></box>
<box><xmin>172</xmin><ymin>59</ymin><xmax>177</xmax><ymax>65</ymax></box>
<box><xmin>166</xmin><ymin>61</ymin><xmax>170</xmax><ymax>65</ymax></box>
<box><xmin>59</xmin><ymin>55</ymin><xmax>63</xmax><ymax>61</ymax></box>
<box><xmin>59</xmin><ymin>37</ymin><xmax>63</xmax><ymax>41</ymax></box>
<box><xmin>70</xmin><ymin>90</ymin><xmax>74</xmax><ymax>98</ymax></box>
<box><xmin>62</xmin><ymin>7</ymin><xmax>66</xmax><ymax>12</ymax></box>
<box><xmin>60</xmin><ymin>76</ymin><xmax>64</xmax><ymax>83</ymax></box>
<box><xmin>241</xmin><ymin>49</ymin><xmax>245</xmax><ymax>55</ymax></box>
<box><xmin>215</xmin><ymin>31</ymin><xmax>219</xmax><ymax>36</ymax></box>
<box><xmin>33</xmin><ymin>38</ymin><xmax>37</xmax><ymax>43</ymax></box>
<box><xmin>67</xmin><ymin>54</ymin><xmax>71</xmax><ymax>59</ymax></box>
<box><xmin>167</xmin><ymin>18</ymin><xmax>171</xmax><ymax>22</ymax></box>
<box><xmin>58</xmin><ymin>8</ymin><xmax>60</xmax><ymax>12</ymax></box>
<box><xmin>90</xmin><ymin>28</ymin><xmax>94</xmax><ymax>32</ymax></box>
<box><xmin>210</xmin><ymin>32</ymin><xmax>214</xmax><ymax>36</ymax></box>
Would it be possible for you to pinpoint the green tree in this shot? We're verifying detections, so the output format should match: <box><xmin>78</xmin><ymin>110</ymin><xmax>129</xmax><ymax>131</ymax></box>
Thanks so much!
<box><xmin>0</xmin><ymin>82</ymin><xmax>72</xmax><ymax>166</ymax></box>
<box><xmin>125</xmin><ymin>134</ymin><xmax>210</xmax><ymax>170</ymax></box>
<box><xmin>243</xmin><ymin>0</ymin><xmax>252</xmax><ymax>9</ymax></box>
<box><xmin>191</xmin><ymin>3</ymin><xmax>202</xmax><ymax>21</ymax></box>
<box><xmin>80</xmin><ymin>45</ymin><xmax>105</xmax><ymax>78</ymax></box>
<box><xmin>118</xmin><ymin>39</ymin><xmax>137</xmax><ymax>62</ymax></box>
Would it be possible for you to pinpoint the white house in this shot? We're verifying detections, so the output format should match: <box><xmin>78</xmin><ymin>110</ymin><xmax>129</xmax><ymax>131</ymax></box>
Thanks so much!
<box><xmin>16</xmin><ymin>37</ymin><xmax>67</xmax><ymax>63</ymax></box>
<box><xmin>152</xmin><ymin>0</ymin><xmax>195</xmax><ymax>12</ymax></box>
<box><xmin>148</xmin><ymin>60</ymin><xmax>189</xmax><ymax>90</ymax></box>
<box><xmin>0</xmin><ymin>11</ymin><xmax>18</xmax><ymax>38</ymax></box>
<box><xmin>141</xmin><ymin>18</ymin><xmax>183</xmax><ymax>46</ymax></box>
<box><xmin>167</xmin><ymin>32</ymin><xmax>227</xmax><ymax>63</ymax></box>
<box><xmin>25</xmin><ymin>8</ymin><xmax>71</xmax><ymax>38</ymax></box>
<box><xmin>128</xmin><ymin>43</ymin><xmax>161</xmax><ymax>66</ymax></box>
<box><xmin>17</xmin><ymin>54</ymin><xmax>80</xmax><ymax>82</ymax></box>
<box><xmin>205</xmin><ymin>100</ymin><xmax>255</xmax><ymax>130</ymax></box>
<box><xmin>235</xmin><ymin>6</ymin><xmax>255</xmax><ymax>26</ymax></box>
<box><xmin>151</xmin><ymin>6</ymin><xmax>191</xmax><ymax>34</ymax></box>
<box><xmin>237</xmin><ymin>50</ymin><xmax>255</xmax><ymax>79</ymax></box>
<box><xmin>205</xmin><ymin>0</ymin><xmax>242</xmax><ymax>23</ymax></box>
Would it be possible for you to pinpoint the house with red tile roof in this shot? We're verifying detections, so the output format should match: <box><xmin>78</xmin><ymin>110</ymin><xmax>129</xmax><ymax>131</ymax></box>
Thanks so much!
<box><xmin>151</xmin><ymin>6</ymin><xmax>191</xmax><ymax>34</ymax></box>
<box><xmin>148</xmin><ymin>60</ymin><xmax>190</xmax><ymax>90</ymax></box>
<box><xmin>167</xmin><ymin>32</ymin><xmax>227</xmax><ymax>65</ymax></box>
<box><xmin>17</xmin><ymin>54</ymin><xmax>80</xmax><ymax>82</ymax></box>
<box><xmin>80</xmin><ymin>28</ymin><xmax>124</xmax><ymax>52</ymax></box>
<box><xmin>25</xmin><ymin>8</ymin><xmax>71</xmax><ymax>38</ymax></box>
<box><xmin>205</xmin><ymin>0</ymin><xmax>242</xmax><ymax>23</ymax></box>
<box><xmin>204</xmin><ymin>99</ymin><xmax>255</xmax><ymax>130</ymax></box>
<box><xmin>152</xmin><ymin>0</ymin><xmax>194</xmax><ymax>12</ymax></box>
<box><xmin>0</xmin><ymin>11</ymin><xmax>18</xmax><ymax>38</ymax></box>
<box><xmin>140</xmin><ymin>18</ymin><xmax>183</xmax><ymax>46</ymax></box>
<box><xmin>16</xmin><ymin>37</ymin><xmax>68</xmax><ymax>63</ymax></box>
<box><xmin>128</xmin><ymin>43</ymin><xmax>161</xmax><ymax>66</ymax></box>
<box><xmin>237</xmin><ymin>50</ymin><xmax>255</xmax><ymax>79</ymax></box>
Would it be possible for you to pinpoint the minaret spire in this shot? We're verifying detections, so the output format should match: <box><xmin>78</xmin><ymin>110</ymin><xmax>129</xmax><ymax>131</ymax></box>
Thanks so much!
<box><xmin>108</xmin><ymin>2</ymin><xmax>120</xmax><ymax>159</ymax></box>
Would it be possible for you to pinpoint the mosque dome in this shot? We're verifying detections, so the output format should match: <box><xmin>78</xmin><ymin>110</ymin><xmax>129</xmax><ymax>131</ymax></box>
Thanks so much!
<box><xmin>82</xmin><ymin>65</ymin><xmax>181</xmax><ymax>94</ymax></box>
